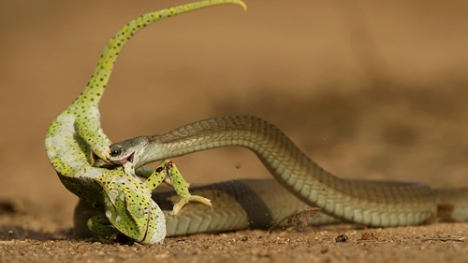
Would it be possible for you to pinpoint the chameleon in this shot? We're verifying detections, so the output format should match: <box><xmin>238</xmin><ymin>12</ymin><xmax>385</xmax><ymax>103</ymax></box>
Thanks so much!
<box><xmin>45</xmin><ymin>0</ymin><xmax>246</xmax><ymax>243</ymax></box>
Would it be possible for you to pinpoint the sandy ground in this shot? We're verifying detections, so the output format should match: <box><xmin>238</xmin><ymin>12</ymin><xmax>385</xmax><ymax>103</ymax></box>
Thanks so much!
<box><xmin>1</xmin><ymin>0</ymin><xmax>468</xmax><ymax>262</ymax></box>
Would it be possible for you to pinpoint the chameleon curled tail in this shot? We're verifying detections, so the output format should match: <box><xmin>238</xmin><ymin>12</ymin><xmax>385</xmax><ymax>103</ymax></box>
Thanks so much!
<box><xmin>45</xmin><ymin>1</ymin><xmax>246</xmax><ymax>244</ymax></box>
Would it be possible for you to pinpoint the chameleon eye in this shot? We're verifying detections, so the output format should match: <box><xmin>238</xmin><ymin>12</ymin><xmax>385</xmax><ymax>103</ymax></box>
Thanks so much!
<box><xmin>110</xmin><ymin>147</ymin><xmax>122</xmax><ymax>157</ymax></box>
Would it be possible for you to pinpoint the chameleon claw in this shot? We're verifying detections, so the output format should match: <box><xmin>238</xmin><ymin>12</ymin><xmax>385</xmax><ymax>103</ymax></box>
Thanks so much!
<box><xmin>172</xmin><ymin>195</ymin><xmax>212</xmax><ymax>216</ymax></box>
<box><xmin>89</xmin><ymin>151</ymin><xmax>99</xmax><ymax>166</ymax></box>
<box><xmin>90</xmin><ymin>149</ymin><xmax>111</xmax><ymax>166</ymax></box>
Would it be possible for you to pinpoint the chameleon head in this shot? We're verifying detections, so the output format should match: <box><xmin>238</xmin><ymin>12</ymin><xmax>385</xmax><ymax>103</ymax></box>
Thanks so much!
<box><xmin>103</xmin><ymin>174</ymin><xmax>166</xmax><ymax>244</ymax></box>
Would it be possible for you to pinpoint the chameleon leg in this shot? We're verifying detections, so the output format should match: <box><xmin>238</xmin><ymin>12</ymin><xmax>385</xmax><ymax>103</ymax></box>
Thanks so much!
<box><xmin>148</xmin><ymin>160</ymin><xmax>212</xmax><ymax>216</ymax></box>
<box><xmin>136</xmin><ymin>165</ymin><xmax>186</xmax><ymax>187</ymax></box>
<box><xmin>75</xmin><ymin>114</ymin><xmax>112</xmax><ymax>163</ymax></box>
<box><xmin>87</xmin><ymin>214</ymin><xmax>120</xmax><ymax>240</ymax></box>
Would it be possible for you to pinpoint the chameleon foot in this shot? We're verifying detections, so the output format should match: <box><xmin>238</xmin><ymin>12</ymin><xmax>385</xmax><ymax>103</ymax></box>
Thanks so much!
<box><xmin>150</xmin><ymin>160</ymin><xmax>212</xmax><ymax>215</ymax></box>
<box><xmin>172</xmin><ymin>195</ymin><xmax>212</xmax><ymax>216</ymax></box>
<box><xmin>87</xmin><ymin>214</ymin><xmax>120</xmax><ymax>240</ymax></box>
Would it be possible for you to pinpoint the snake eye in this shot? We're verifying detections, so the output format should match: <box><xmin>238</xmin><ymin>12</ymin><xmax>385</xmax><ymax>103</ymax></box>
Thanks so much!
<box><xmin>110</xmin><ymin>147</ymin><xmax>122</xmax><ymax>157</ymax></box>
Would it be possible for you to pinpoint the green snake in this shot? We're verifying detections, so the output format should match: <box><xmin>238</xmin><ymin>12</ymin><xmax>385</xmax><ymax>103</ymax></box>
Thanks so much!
<box><xmin>80</xmin><ymin>115</ymin><xmax>468</xmax><ymax>237</ymax></box>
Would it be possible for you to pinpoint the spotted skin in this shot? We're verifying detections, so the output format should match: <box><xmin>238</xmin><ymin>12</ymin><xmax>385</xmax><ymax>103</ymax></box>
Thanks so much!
<box><xmin>87</xmin><ymin>162</ymin><xmax>166</xmax><ymax>244</ymax></box>
<box><xmin>44</xmin><ymin>0</ymin><xmax>246</xmax><ymax>243</ymax></box>
<box><xmin>88</xmin><ymin>160</ymin><xmax>211</xmax><ymax>243</ymax></box>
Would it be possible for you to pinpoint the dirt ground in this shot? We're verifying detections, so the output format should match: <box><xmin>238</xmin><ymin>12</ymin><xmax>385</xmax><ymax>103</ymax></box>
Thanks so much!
<box><xmin>1</xmin><ymin>1</ymin><xmax>468</xmax><ymax>262</ymax></box>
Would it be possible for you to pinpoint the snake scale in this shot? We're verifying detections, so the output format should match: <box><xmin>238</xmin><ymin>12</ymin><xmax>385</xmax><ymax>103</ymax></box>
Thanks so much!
<box><xmin>76</xmin><ymin>115</ymin><xmax>468</xmax><ymax>238</ymax></box>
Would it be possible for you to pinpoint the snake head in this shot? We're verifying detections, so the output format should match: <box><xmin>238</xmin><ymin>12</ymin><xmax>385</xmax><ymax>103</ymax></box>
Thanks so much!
<box><xmin>92</xmin><ymin>136</ymin><xmax>149</xmax><ymax>169</ymax></box>
<box><xmin>109</xmin><ymin>144</ymin><xmax>134</xmax><ymax>164</ymax></box>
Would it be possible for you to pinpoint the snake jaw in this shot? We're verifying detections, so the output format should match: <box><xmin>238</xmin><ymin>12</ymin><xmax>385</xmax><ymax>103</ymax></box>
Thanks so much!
<box><xmin>127</xmin><ymin>152</ymin><xmax>135</xmax><ymax>164</ymax></box>
<box><xmin>92</xmin><ymin>151</ymin><xmax>136</xmax><ymax>170</ymax></box>
<box><xmin>111</xmin><ymin>151</ymin><xmax>135</xmax><ymax>165</ymax></box>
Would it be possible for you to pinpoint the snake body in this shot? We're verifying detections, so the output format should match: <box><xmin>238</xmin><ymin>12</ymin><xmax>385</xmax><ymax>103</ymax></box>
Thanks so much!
<box><xmin>105</xmin><ymin>115</ymin><xmax>450</xmax><ymax>227</ymax></box>
<box><xmin>75</xmin><ymin>178</ymin><xmax>468</xmax><ymax>238</ymax></box>
<box><xmin>74</xmin><ymin>179</ymin><xmax>341</xmax><ymax>238</ymax></box>
<box><xmin>161</xmin><ymin>181</ymin><xmax>468</xmax><ymax>235</ymax></box>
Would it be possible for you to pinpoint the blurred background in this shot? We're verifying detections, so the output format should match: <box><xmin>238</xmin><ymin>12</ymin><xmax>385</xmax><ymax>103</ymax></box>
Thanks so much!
<box><xmin>0</xmin><ymin>0</ymin><xmax>467</xmax><ymax>229</ymax></box>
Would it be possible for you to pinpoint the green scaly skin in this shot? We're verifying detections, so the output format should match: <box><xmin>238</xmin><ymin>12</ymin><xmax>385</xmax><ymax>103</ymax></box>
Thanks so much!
<box><xmin>86</xmin><ymin>161</ymin><xmax>167</xmax><ymax>244</ymax></box>
<box><xmin>45</xmin><ymin>0</ymin><xmax>246</xmax><ymax>244</ymax></box>
<box><xmin>87</xmin><ymin>160</ymin><xmax>194</xmax><ymax>244</ymax></box>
